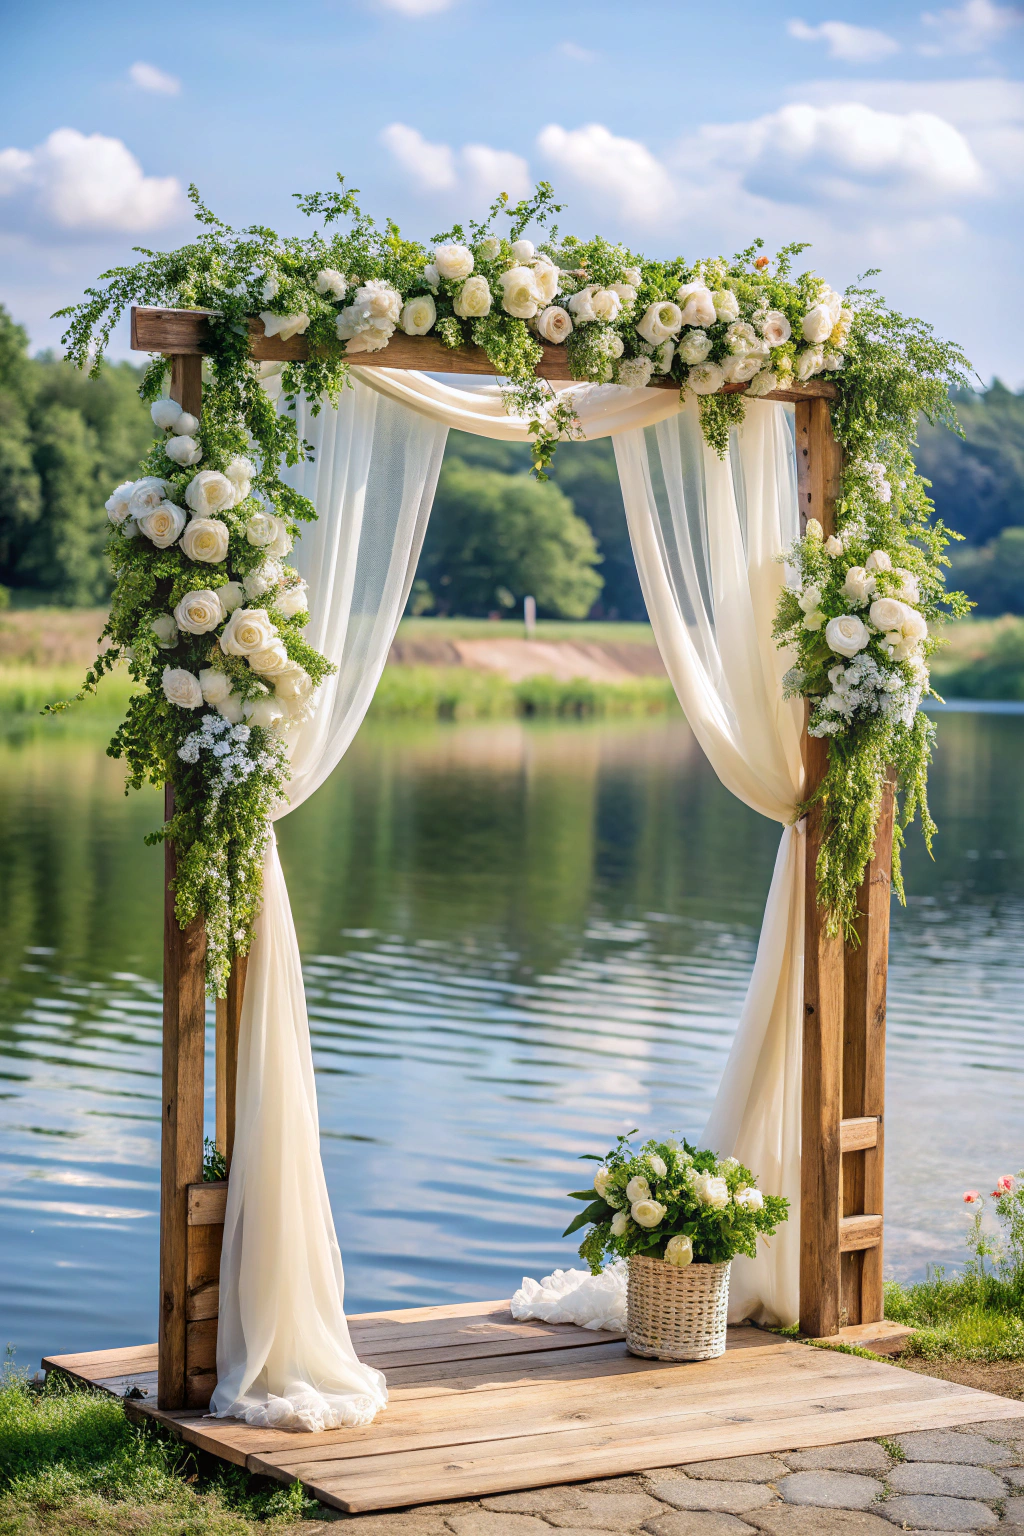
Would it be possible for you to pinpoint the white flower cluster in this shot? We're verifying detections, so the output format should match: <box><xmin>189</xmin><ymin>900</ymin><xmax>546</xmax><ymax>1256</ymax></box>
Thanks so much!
<box><xmin>175</xmin><ymin>713</ymin><xmax>278</xmax><ymax>793</ymax></box>
<box><xmin>810</xmin><ymin>652</ymin><xmax>925</xmax><ymax>738</ymax></box>
<box><xmin>160</xmin><ymin>601</ymin><xmax>314</xmax><ymax>729</ymax></box>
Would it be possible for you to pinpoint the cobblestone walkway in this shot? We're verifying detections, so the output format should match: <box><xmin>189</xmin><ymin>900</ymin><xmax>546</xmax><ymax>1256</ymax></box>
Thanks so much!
<box><xmin>297</xmin><ymin>1423</ymin><xmax>1024</xmax><ymax>1535</ymax></box>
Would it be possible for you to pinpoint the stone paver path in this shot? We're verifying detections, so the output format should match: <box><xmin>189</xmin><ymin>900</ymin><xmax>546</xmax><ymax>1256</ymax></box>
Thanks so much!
<box><xmin>297</xmin><ymin>1421</ymin><xmax>1024</xmax><ymax>1535</ymax></box>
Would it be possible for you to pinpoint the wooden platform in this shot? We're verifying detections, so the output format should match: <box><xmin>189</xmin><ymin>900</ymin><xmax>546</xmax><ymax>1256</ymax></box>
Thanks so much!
<box><xmin>44</xmin><ymin>1300</ymin><xmax>1024</xmax><ymax>1514</ymax></box>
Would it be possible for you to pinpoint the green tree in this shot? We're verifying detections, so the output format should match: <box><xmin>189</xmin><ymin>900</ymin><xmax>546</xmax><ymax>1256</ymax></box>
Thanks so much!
<box><xmin>915</xmin><ymin>381</ymin><xmax>1024</xmax><ymax>547</ymax></box>
<box><xmin>417</xmin><ymin>457</ymin><xmax>603</xmax><ymax>618</ymax></box>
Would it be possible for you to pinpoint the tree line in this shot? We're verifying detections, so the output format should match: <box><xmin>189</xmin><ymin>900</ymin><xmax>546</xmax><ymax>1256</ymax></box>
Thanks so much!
<box><xmin>0</xmin><ymin>303</ymin><xmax>1021</xmax><ymax>618</ymax></box>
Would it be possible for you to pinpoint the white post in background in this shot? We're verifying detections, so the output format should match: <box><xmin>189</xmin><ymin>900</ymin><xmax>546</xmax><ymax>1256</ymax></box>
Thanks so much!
<box><xmin>524</xmin><ymin>595</ymin><xmax>536</xmax><ymax>638</ymax></box>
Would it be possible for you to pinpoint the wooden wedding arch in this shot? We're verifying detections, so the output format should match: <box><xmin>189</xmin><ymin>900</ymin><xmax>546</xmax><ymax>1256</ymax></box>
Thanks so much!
<box><xmin>134</xmin><ymin>306</ymin><xmax>894</xmax><ymax>1412</ymax></box>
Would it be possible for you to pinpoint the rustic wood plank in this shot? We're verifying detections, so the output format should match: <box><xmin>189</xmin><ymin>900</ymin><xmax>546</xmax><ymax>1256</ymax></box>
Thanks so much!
<box><xmin>839</xmin><ymin>1214</ymin><xmax>883</xmax><ymax>1252</ymax></box>
<box><xmin>215</xmin><ymin>956</ymin><xmax>246</xmax><ymax>1168</ymax></box>
<box><xmin>185</xmin><ymin>1219</ymin><xmax>222</xmax><ymax>1328</ymax></box>
<box><xmin>839</xmin><ymin>1116</ymin><xmax>878</xmax><ymax>1153</ymax></box>
<box><xmin>159</xmin><ymin>780</ymin><xmax>207</xmax><ymax>1411</ymax></box>
<box><xmin>131</xmin><ymin>307</ymin><xmax>837</xmax><ymax>402</ymax></box>
<box><xmin>188</xmin><ymin>1181</ymin><xmax>227</xmax><ymax>1225</ymax></box>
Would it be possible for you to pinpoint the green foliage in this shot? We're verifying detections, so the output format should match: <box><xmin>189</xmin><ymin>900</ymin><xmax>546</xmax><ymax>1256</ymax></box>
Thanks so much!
<box><xmin>948</xmin><ymin>526</ymin><xmax>1024</xmax><ymax>619</ymax></box>
<box><xmin>932</xmin><ymin>613</ymin><xmax>1024</xmax><ymax>699</ymax></box>
<box><xmin>916</xmin><ymin>381</ymin><xmax>1024</xmax><ymax>551</ymax></box>
<box><xmin>418</xmin><ymin>457</ymin><xmax>603</xmax><ymax>618</ymax></box>
<box><xmin>567</xmin><ymin>1131</ymin><xmax>788</xmax><ymax>1275</ymax></box>
<box><xmin>368</xmin><ymin>664</ymin><xmax>678</xmax><ymax>720</ymax></box>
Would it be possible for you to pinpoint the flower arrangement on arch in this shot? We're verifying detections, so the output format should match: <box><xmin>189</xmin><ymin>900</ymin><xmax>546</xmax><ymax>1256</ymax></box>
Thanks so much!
<box><xmin>565</xmin><ymin>1132</ymin><xmax>789</xmax><ymax>1275</ymax></box>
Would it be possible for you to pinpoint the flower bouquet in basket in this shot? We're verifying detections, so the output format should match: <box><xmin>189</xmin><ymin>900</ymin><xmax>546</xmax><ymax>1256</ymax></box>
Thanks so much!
<box><xmin>564</xmin><ymin>1132</ymin><xmax>788</xmax><ymax>1361</ymax></box>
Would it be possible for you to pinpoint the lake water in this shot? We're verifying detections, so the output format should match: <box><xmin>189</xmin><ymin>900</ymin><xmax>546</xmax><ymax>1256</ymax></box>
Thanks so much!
<box><xmin>1</xmin><ymin>707</ymin><xmax>1022</xmax><ymax>1370</ymax></box>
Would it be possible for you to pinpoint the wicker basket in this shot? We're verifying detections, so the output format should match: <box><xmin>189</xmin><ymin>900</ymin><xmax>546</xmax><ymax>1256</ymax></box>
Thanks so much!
<box><xmin>626</xmin><ymin>1254</ymin><xmax>731</xmax><ymax>1361</ymax></box>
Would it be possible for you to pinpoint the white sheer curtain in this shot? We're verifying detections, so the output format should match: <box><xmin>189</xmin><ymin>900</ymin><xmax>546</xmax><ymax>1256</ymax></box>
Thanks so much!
<box><xmin>613</xmin><ymin>398</ymin><xmax>805</xmax><ymax>1326</ymax></box>
<box><xmin>210</xmin><ymin>377</ymin><xmax>448</xmax><ymax>1430</ymax></box>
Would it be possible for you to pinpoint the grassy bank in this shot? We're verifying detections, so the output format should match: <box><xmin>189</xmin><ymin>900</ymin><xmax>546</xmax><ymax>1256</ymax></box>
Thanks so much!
<box><xmin>930</xmin><ymin>615</ymin><xmax>1024</xmax><ymax>701</ymax></box>
<box><xmin>885</xmin><ymin>1273</ymin><xmax>1024</xmax><ymax>1361</ymax></box>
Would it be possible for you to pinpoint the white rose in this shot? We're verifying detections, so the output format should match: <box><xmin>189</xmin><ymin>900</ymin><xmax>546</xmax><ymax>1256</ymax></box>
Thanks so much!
<box><xmin>895</xmin><ymin>568</ymin><xmax>920</xmax><ymax>604</ymax></box>
<box><xmin>822</xmin><ymin>351</ymin><xmax>844</xmax><ymax>372</ymax></box>
<box><xmin>355</xmin><ymin>279</ymin><xmax>402</xmax><ymax>324</ymax></box>
<box><xmin>759</xmin><ymin>310</ymin><xmax>792</xmax><ymax>347</ymax></box>
<box><xmin>314</xmin><ymin>268</ymin><xmax>348</xmax><ymax>300</ymax></box>
<box><xmin>127</xmin><ymin>477</ymin><xmax>170</xmax><ymax>519</ymax></box>
<box><xmin>151</xmin><ymin>399</ymin><xmax>184</xmax><ymax>431</ymax></box>
<box><xmin>567</xmin><ymin>287</ymin><xmax>597</xmax><ymax>324</ymax></box>
<box><xmin>625</xmin><ymin>1175</ymin><xmax>650</xmax><ymax>1204</ymax></box>
<box><xmin>174</xmin><ymin>589</ymin><xmax>224</xmax><ymax>635</ymax></box>
<box><xmin>637</xmin><ymin>301</ymin><xmax>683</xmax><ymax>344</ymax></box>
<box><xmin>224</xmin><ymin>456</ymin><xmax>255</xmax><ymax>500</ymax></box>
<box><xmin>834</xmin><ymin>306</ymin><xmax>853</xmax><ymax>346</ymax></box>
<box><xmin>266</xmin><ymin>520</ymin><xmax>292</xmax><ymax>559</ymax></box>
<box><xmin>842</xmin><ymin>566</ymin><xmax>875</xmax><ymax>606</ymax></box>
<box><xmin>535</xmin><ymin>306</ymin><xmax>572</xmax><ymax>344</ymax></box>
<box><xmin>164</xmin><ymin>435</ymin><xmax>202</xmax><ymax>467</ymax></box>
<box><xmin>590</xmin><ymin>288</ymin><xmax>622</xmax><ymax>323</ymax></box>
<box><xmin>631</xmin><ymin>1198</ymin><xmax>668</xmax><ymax>1229</ymax></box>
<box><xmin>824</xmin><ymin>535</ymin><xmax>844</xmax><ymax>557</ymax></box>
<box><xmin>593</xmin><ymin>1167</ymin><xmax>613</xmax><ymax>1198</ymax></box>
<box><xmin>243</xmin><ymin>559</ymin><xmax>282</xmax><ymax>599</ymax></box>
<box><xmin>675</xmin><ymin>283</ymin><xmax>717</xmax><ymax>328</ymax></box>
<box><xmin>712</xmin><ymin>288</ymin><xmax>740</xmax><ymax>321</ymax></box>
<box><xmin>106</xmin><ymin>481</ymin><xmax>135</xmax><ymax>524</ymax></box>
<box><xmin>531</xmin><ymin>261</ymin><xmax>560</xmax><ymax>305</ymax></box>
<box><xmin>654</xmin><ymin>339</ymin><xmax>676</xmax><ymax>374</ymax></box>
<box><xmin>610</xmin><ymin>1209</ymin><xmax>629</xmax><ymax>1237</ymax></box>
<box><xmin>603</xmin><ymin>333</ymin><xmax>624</xmax><ymax>359</ymax></box>
<box><xmin>664</xmin><ymin>1234</ymin><xmax>693</xmax><ymax>1267</ymax></box>
<box><xmin>476</xmin><ymin>236</ymin><xmax>501</xmax><ymax>261</ymax></box>
<box><xmin>795</xmin><ymin>347</ymin><xmax>824</xmax><ymax>382</ymax></box>
<box><xmin>725</xmin><ymin>321</ymin><xmax>762</xmax><ymax>356</ymax></box>
<box><xmin>677</xmin><ymin>330</ymin><xmax>711</xmax><ymax>366</ymax></box>
<box><xmin>151</xmin><ymin>613</ymin><xmax>178</xmax><ymax>648</ymax></box>
<box><xmin>339</xmin><ymin>312</ymin><xmax>394</xmax><ymax>354</ymax></box>
<box><xmin>825</xmin><ymin>614</ymin><xmax>871</xmax><ymax>658</ymax></box>
<box><xmin>181</xmin><ymin>517</ymin><xmax>229</xmax><ymax>564</ymax></box>
<box><xmin>801</xmin><ymin>304</ymin><xmax>834</xmax><ymax>343</ymax></box>
<box><xmin>902</xmin><ymin>607</ymin><xmax>928</xmax><ymax>641</ymax></box>
<box><xmin>648</xmin><ymin>1154</ymin><xmax>667</xmax><ymax>1179</ymax></box>
<box><xmin>734</xmin><ymin>1187</ymin><xmax>764</xmax><ymax>1211</ymax></box>
<box><xmin>422</xmin><ymin>263</ymin><xmax>440</xmax><ymax>292</ymax></box>
<box><xmin>218</xmin><ymin>580</ymin><xmax>245</xmax><ymax>614</ymax></box>
<box><xmin>686</xmin><ymin>361</ymin><xmax>725</xmax><ymax>396</ymax></box>
<box><xmin>623</xmin><ymin>266</ymin><xmax>642</xmax><ymax>287</ymax></box>
<box><xmin>261</xmin><ymin>275</ymin><xmax>279</xmax><ymax>304</ymax></box>
<box><xmin>138</xmin><ymin>502</ymin><xmax>186</xmax><ymax>548</ymax></box>
<box><xmin>453</xmin><ymin>275</ymin><xmax>492</xmax><ymax>319</ymax></box>
<box><xmin>693</xmin><ymin>1173</ymin><xmax>730</xmax><ymax>1208</ymax></box>
<box><xmin>161</xmin><ymin>667</ymin><xmax>203</xmax><ymax>710</ymax></box>
<box><xmin>499</xmin><ymin>266</ymin><xmax>540</xmax><ymax>319</ymax></box>
<box><xmin>274</xmin><ymin>663</ymin><xmax>313</xmax><ymax>702</ymax></box>
<box><xmin>400</xmin><ymin>295</ymin><xmax>437</xmax><ymax>336</ymax></box>
<box><xmin>865</xmin><ymin>549</ymin><xmax>892</xmax><ymax>573</ymax></box>
<box><xmin>609</xmin><ymin>282</ymin><xmax>637</xmax><ymax>310</ymax></box>
<box><xmin>243</xmin><ymin>695</ymin><xmax>286</xmax><ymax>729</ymax></box>
<box><xmin>245</xmin><ymin>512</ymin><xmax>277</xmax><ymax>547</ymax></box>
<box><xmin>510</xmin><ymin>238</ymin><xmax>535</xmax><ymax>262</ymax></box>
<box><xmin>217</xmin><ymin>692</ymin><xmax>245</xmax><ymax>724</ymax></box>
<box><xmin>185</xmin><ymin>470</ymin><xmax>235</xmax><ymax>517</ymax></box>
<box><xmin>746</xmin><ymin>369</ymin><xmax>778</xmax><ymax>397</ymax></box>
<box><xmin>616</xmin><ymin>356</ymin><xmax>653</xmax><ymax>389</ymax></box>
<box><xmin>248</xmin><ymin>640</ymin><xmax>291</xmax><ymax>677</ymax></box>
<box><xmin>869</xmin><ymin>597</ymin><xmax>909</xmax><ymax>632</ymax></box>
<box><xmin>798</xmin><ymin>585</ymin><xmax>822</xmax><ymax>614</ymax></box>
<box><xmin>220</xmin><ymin>607</ymin><xmax>277</xmax><ymax>656</ymax></box>
<box><xmin>199</xmin><ymin>668</ymin><xmax>232</xmax><ymax>705</ymax></box>
<box><xmin>721</xmin><ymin>353</ymin><xmax>763</xmax><ymax>384</ymax></box>
<box><xmin>260</xmin><ymin>311</ymin><xmax>310</xmax><ymax>342</ymax></box>
<box><xmin>122</xmin><ymin>520</ymin><xmax>140</xmax><ymax>539</ymax></box>
<box><xmin>275</xmin><ymin>584</ymin><xmax>309</xmax><ymax>620</ymax></box>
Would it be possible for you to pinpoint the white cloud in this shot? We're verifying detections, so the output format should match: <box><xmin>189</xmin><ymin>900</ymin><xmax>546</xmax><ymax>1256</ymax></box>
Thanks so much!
<box><xmin>376</xmin><ymin>0</ymin><xmax>456</xmax><ymax>12</ymax></box>
<box><xmin>788</xmin><ymin>19</ymin><xmax>900</xmax><ymax>62</ymax></box>
<box><xmin>558</xmin><ymin>41</ymin><xmax>597</xmax><ymax>63</ymax></box>
<box><xmin>919</xmin><ymin>0</ymin><xmax>1021</xmax><ymax>54</ymax></box>
<box><xmin>0</xmin><ymin>128</ymin><xmax>185</xmax><ymax>234</ymax></box>
<box><xmin>128</xmin><ymin>61</ymin><xmax>181</xmax><ymax>95</ymax></box>
<box><xmin>380</xmin><ymin>123</ymin><xmax>531</xmax><ymax>202</ymax></box>
<box><xmin>536</xmin><ymin>123</ymin><xmax>674</xmax><ymax>223</ymax></box>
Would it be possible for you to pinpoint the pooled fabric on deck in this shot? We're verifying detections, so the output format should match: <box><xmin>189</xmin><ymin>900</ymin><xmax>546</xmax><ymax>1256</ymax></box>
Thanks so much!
<box><xmin>511</xmin><ymin>1261</ymin><xmax>627</xmax><ymax>1331</ymax></box>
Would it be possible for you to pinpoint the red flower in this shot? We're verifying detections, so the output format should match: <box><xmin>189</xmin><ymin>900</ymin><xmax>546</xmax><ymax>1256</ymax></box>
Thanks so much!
<box><xmin>964</xmin><ymin>1190</ymin><xmax>980</xmax><ymax>1203</ymax></box>
<box><xmin>994</xmin><ymin>1175</ymin><xmax>1015</xmax><ymax>1196</ymax></box>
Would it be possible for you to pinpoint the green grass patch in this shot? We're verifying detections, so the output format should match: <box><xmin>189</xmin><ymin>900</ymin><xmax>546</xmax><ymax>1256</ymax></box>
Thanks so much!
<box><xmin>931</xmin><ymin>615</ymin><xmax>1024</xmax><ymax>701</ymax></box>
<box><xmin>0</xmin><ymin>666</ymin><xmax>138</xmax><ymax>722</ymax></box>
<box><xmin>0</xmin><ymin>1362</ymin><xmax>313</xmax><ymax>1536</ymax></box>
<box><xmin>397</xmin><ymin>616</ymin><xmax>658</xmax><ymax>644</ymax></box>
<box><xmin>885</xmin><ymin>1273</ymin><xmax>1024</xmax><ymax>1361</ymax></box>
<box><xmin>368</xmin><ymin>666</ymin><xmax>679</xmax><ymax>720</ymax></box>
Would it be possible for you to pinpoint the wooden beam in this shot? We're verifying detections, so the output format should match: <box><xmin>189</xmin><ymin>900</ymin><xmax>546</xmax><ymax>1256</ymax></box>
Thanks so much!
<box><xmin>797</xmin><ymin>394</ymin><xmax>846</xmax><ymax>1341</ymax></box>
<box><xmin>131</xmin><ymin>306</ymin><xmax>839</xmax><ymax>402</ymax></box>
<box><xmin>215</xmin><ymin>956</ymin><xmax>246</xmax><ymax>1169</ymax></box>
<box><xmin>839</xmin><ymin>1117</ymin><xmax>879</xmax><ymax>1154</ymax></box>
<box><xmin>839</xmin><ymin>1215</ymin><xmax>883</xmax><ymax>1253</ymax></box>
<box><xmin>159</xmin><ymin>784</ymin><xmax>207</xmax><ymax>1410</ymax></box>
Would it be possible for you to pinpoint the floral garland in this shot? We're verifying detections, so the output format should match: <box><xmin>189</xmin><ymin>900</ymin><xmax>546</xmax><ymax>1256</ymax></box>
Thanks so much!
<box><xmin>56</xmin><ymin>177</ymin><xmax>971</xmax><ymax>982</ymax></box>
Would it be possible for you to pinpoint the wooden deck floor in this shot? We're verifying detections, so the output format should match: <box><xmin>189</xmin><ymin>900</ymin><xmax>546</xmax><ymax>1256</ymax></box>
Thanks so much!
<box><xmin>44</xmin><ymin>1299</ymin><xmax>1024</xmax><ymax>1514</ymax></box>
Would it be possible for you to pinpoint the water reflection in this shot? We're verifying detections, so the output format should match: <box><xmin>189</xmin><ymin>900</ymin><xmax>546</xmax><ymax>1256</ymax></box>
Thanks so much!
<box><xmin>0</xmin><ymin>710</ymin><xmax>1021</xmax><ymax>1367</ymax></box>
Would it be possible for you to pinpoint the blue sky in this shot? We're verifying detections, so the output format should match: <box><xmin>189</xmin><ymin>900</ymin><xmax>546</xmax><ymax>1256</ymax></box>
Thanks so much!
<box><xmin>2</xmin><ymin>0</ymin><xmax>1022</xmax><ymax>384</ymax></box>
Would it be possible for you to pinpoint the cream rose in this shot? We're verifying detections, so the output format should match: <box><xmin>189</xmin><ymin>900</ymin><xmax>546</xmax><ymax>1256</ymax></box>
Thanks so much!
<box><xmin>453</xmin><ymin>275</ymin><xmax>493</xmax><ymax>319</ymax></box>
<box><xmin>865</xmin><ymin>549</ymin><xmax>892</xmax><ymax>573</ymax></box>
<box><xmin>794</xmin><ymin>346</ymin><xmax>824</xmax><ymax>382</ymax></box>
<box><xmin>676</xmin><ymin>283</ymin><xmax>717</xmax><ymax>328</ymax></box>
<box><xmin>590</xmin><ymin>288</ymin><xmax>622</xmax><ymax>323</ymax></box>
<box><xmin>895</xmin><ymin>568</ymin><xmax>920</xmax><ymax>604</ymax></box>
<box><xmin>218</xmin><ymin>580</ymin><xmax>245</xmax><ymax>614</ymax></box>
<box><xmin>138</xmin><ymin>502</ymin><xmax>186</xmax><ymax>548</ymax></box>
<box><xmin>824</xmin><ymin>535</ymin><xmax>844</xmax><ymax>557</ymax></box>
<box><xmin>217</xmin><ymin>693</ymin><xmax>245</xmax><ymax>724</ymax></box>
<box><xmin>247</xmin><ymin>640</ymin><xmax>291</xmax><ymax>677</ymax></box>
<box><xmin>721</xmin><ymin>353</ymin><xmax>763</xmax><ymax>384</ymax></box>
<box><xmin>825</xmin><ymin>614</ymin><xmax>871</xmax><ymax>658</ymax></box>
<box><xmin>610</xmin><ymin>1210</ymin><xmax>629</xmax><ymax>1237</ymax></box>
<box><xmin>616</xmin><ymin>356</ymin><xmax>653</xmax><ymax>389</ymax></box>
<box><xmin>759</xmin><ymin>310</ymin><xmax>792</xmax><ymax>347</ymax></box>
<box><xmin>535</xmin><ymin>305</ymin><xmax>572</xmax><ymax>344</ymax></box>
<box><xmin>869</xmin><ymin>597</ymin><xmax>908</xmax><ymax>632</ymax></box>
<box><xmin>734</xmin><ymin>1187</ymin><xmax>764</xmax><ymax>1211</ymax></box>
<box><xmin>106</xmin><ymin>481</ymin><xmax>135</xmax><ymax>524</ymax></box>
<box><xmin>801</xmin><ymin>304</ymin><xmax>834</xmax><ymax>343</ymax></box>
<box><xmin>401</xmin><ymin>295</ymin><xmax>437</xmax><ymax>336</ymax></box>
<box><xmin>243</xmin><ymin>695</ymin><xmax>286</xmax><ymax>729</ymax></box>
<box><xmin>199</xmin><ymin>668</ymin><xmax>232</xmax><ymax>705</ymax></box>
<box><xmin>224</xmin><ymin>456</ymin><xmax>255</xmax><ymax>500</ymax></box>
<box><xmin>476</xmin><ymin>236</ymin><xmax>501</xmax><ymax>261</ymax></box>
<box><xmin>609</xmin><ymin>282</ymin><xmax>637</xmax><ymax>310</ymax></box>
<box><xmin>677</xmin><ymin>330</ymin><xmax>711</xmax><ymax>365</ymax></box>
<box><xmin>712</xmin><ymin>288</ymin><xmax>740</xmax><ymax>321</ymax></box>
<box><xmin>314</xmin><ymin>268</ymin><xmax>348</xmax><ymax>300</ymax></box>
<box><xmin>842</xmin><ymin>567</ymin><xmax>875</xmax><ymax>606</ymax></box>
<box><xmin>593</xmin><ymin>1166</ymin><xmax>613</xmax><ymax>1198</ymax></box>
<box><xmin>686</xmin><ymin>361</ymin><xmax>726</xmax><ymax>396</ymax></box>
<box><xmin>164</xmin><ymin>435</ymin><xmax>202</xmax><ymax>467</ymax></box>
<box><xmin>127</xmin><ymin>477</ymin><xmax>170</xmax><ymax>519</ymax></box>
<box><xmin>725</xmin><ymin>320</ymin><xmax>761</xmax><ymax>355</ymax></box>
<box><xmin>422</xmin><ymin>263</ymin><xmax>440</xmax><ymax>291</ymax></box>
<box><xmin>274</xmin><ymin>664</ymin><xmax>313</xmax><ymax>702</ymax></box>
<box><xmin>151</xmin><ymin>399</ymin><xmax>184</xmax><ymax>431</ymax></box>
<box><xmin>151</xmin><ymin>613</ymin><xmax>178</xmax><ymax>648</ymax></box>
<box><xmin>693</xmin><ymin>1172</ymin><xmax>730</xmax><ymax>1208</ymax></box>
<box><xmin>631</xmin><ymin>1198</ymin><xmax>667</xmax><ymax>1229</ymax></box>
<box><xmin>260</xmin><ymin>311</ymin><xmax>310</xmax><ymax>342</ymax></box>
<box><xmin>648</xmin><ymin>1154</ymin><xmax>667</xmax><ymax>1179</ymax></box>
<box><xmin>510</xmin><ymin>238</ymin><xmax>535</xmax><ymax>262</ymax></box>
<box><xmin>174</xmin><ymin>589</ymin><xmax>224</xmax><ymax>635</ymax></box>
<box><xmin>746</xmin><ymin>369</ymin><xmax>778</xmax><ymax>397</ymax></box>
<box><xmin>623</xmin><ymin>266</ymin><xmax>642</xmax><ymax>287</ymax></box>
<box><xmin>625</xmin><ymin>1175</ymin><xmax>650</xmax><ymax>1204</ymax></box>
<box><xmin>355</xmin><ymin>279</ymin><xmax>402</xmax><ymax>324</ymax></box>
<box><xmin>339</xmin><ymin>312</ymin><xmax>394</xmax><ymax>354</ymax></box>
<box><xmin>532</xmin><ymin>261</ymin><xmax>561</xmax><ymax>304</ymax></box>
<box><xmin>185</xmin><ymin>470</ymin><xmax>235</xmax><ymax>517</ymax></box>
<box><xmin>246</xmin><ymin>512</ymin><xmax>280</xmax><ymax>548</ymax></box>
<box><xmin>275</xmin><ymin>584</ymin><xmax>309</xmax><ymax>620</ymax></box>
<box><xmin>499</xmin><ymin>266</ymin><xmax>540</xmax><ymax>319</ymax></box>
<box><xmin>654</xmin><ymin>339</ymin><xmax>675</xmax><ymax>374</ymax></box>
<box><xmin>161</xmin><ymin>667</ymin><xmax>203</xmax><ymax>710</ymax></box>
<box><xmin>181</xmin><ymin>517</ymin><xmax>229</xmax><ymax>564</ymax></box>
<box><xmin>568</xmin><ymin>287</ymin><xmax>597</xmax><ymax>324</ymax></box>
<box><xmin>664</xmin><ymin>1234</ymin><xmax>693</xmax><ymax>1267</ymax></box>
<box><xmin>636</xmin><ymin>301</ymin><xmax>682</xmax><ymax>345</ymax></box>
<box><xmin>243</xmin><ymin>560</ymin><xmax>282</xmax><ymax>600</ymax></box>
<box><xmin>220</xmin><ymin>608</ymin><xmax>277</xmax><ymax>657</ymax></box>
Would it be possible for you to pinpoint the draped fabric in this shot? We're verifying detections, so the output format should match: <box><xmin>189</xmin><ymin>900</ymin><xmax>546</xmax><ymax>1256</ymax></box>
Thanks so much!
<box><xmin>613</xmin><ymin>399</ymin><xmax>804</xmax><ymax>1324</ymax></box>
<box><xmin>210</xmin><ymin>378</ymin><xmax>448</xmax><ymax>1429</ymax></box>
